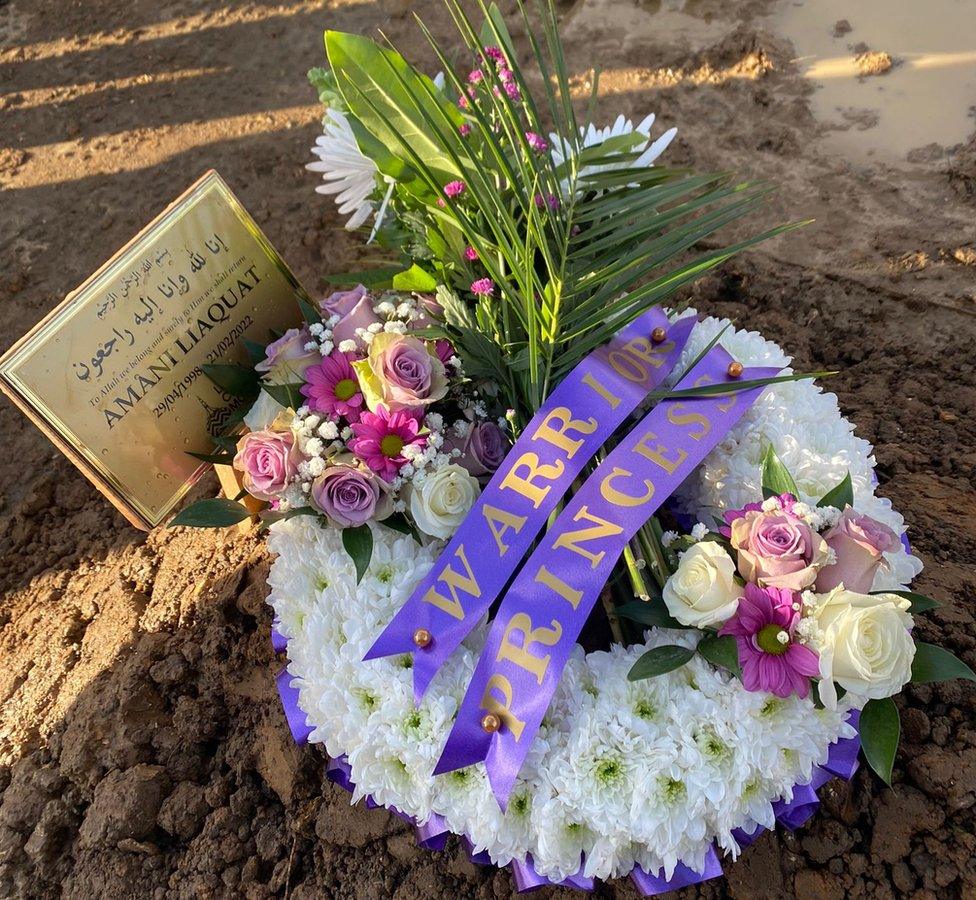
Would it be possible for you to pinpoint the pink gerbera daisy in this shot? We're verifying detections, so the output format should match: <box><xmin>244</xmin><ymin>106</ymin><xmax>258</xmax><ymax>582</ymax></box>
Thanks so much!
<box><xmin>301</xmin><ymin>351</ymin><xmax>364</xmax><ymax>421</ymax></box>
<box><xmin>719</xmin><ymin>583</ymin><xmax>820</xmax><ymax>699</ymax></box>
<box><xmin>348</xmin><ymin>406</ymin><xmax>426</xmax><ymax>482</ymax></box>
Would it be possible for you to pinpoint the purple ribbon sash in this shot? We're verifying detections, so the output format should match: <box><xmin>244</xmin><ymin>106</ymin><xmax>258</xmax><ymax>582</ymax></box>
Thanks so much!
<box><xmin>435</xmin><ymin>348</ymin><xmax>781</xmax><ymax>804</ymax></box>
<box><xmin>366</xmin><ymin>308</ymin><xmax>694</xmax><ymax>700</ymax></box>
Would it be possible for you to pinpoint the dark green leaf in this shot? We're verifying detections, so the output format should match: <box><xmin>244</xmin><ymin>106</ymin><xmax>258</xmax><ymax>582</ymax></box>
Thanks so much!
<box><xmin>818</xmin><ymin>472</ymin><xmax>853</xmax><ymax>509</ymax></box>
<box><xmin>911</xmin><ymin>642</ymin><xmax>976</xmax><ymax>684</ymax></box>
<box><xmin>392</xmin><ymin>263</ymin><xmax>438</xmax><ymax>293</ymax></box>
<box><xmin>169</xmin><ymin>498</ymin><xmax>252</xmax><ymax>528</ymax></box>
<box><xmin>201</xmin><ymin>364</ymin><xmax>260</xmax><ymax>400</ymax></box>
<box><xmin>212</xmin><ymin>434</ymin><xmax>239</xmax><ymax>452</ymax></box>
<box><xmin>342</xmin><ymin>524</ymin><xmax>373</xmax><ymax>585</ymax></box>
<box><xmin>627</xmin><ymin>645</ymin><xmax>695</xmax><ymax>681</ymax></box>
<box><xmin>381</xmin><ymin>512</ymin><xmax>416</xmax><ymax>538</ymax></box>
<box><xmin>872</xmin><ymin>590</ymin><xmax>939</xmax><ymax>614</ymax></box>
<box><xmin>616</xmin><ymin>601</ymin><xmax>689</xmax><ymax>630</ymax></box>
<box><xmin>297</xmin><ymin>293</ymin><xmax>322</xmax><ymax>325</ymax></box>
<box><xmin>243</xmin><ymin>339</ymin><xmax>268</xmax><ymax>366</ymax></box>
<box><xmin>328</xmin><ymin>266</ymin><xmax>402</xmax><ymax>288</ymax></box>
<box><xmin>262</xmin><ymin>383</ymin><xmax>305</xmax><ymax>409</ymax></box>
<box><xmin>760</xmin><ymin>445</ymin><xmax>799</xmax><ymax>500</ymax></box>
<box><xmin>258</xmin><ymin>506</ymin><xmax>319</xmax><ymax>532</ymax></box>
<box><xmin>697</xmin><ymin>634</ymin><xmax>741</xmax><ymax>675</ymax></box>
<box><xmin>186</xmin><ymin>450</ymin><xmax>236</xmax><ymax>465</ymax></box>
<box><xmin>860</xmin><ymin>697</ymin><xmax>900</xmax><ymax>785</ymax></box>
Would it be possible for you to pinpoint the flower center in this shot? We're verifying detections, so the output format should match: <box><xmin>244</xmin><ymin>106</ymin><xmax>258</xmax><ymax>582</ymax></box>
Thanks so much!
<box><xmin>756</xmin><ymin>623</ymin><xmax>790</xmax><ymax>655</ymax></box>
<box><xmin>334</xmin><ymin>378</ymin><xmax>358</xmax><ymax>401</ymax></box>
<box><xmin>380</xmin><ymin>434</ymin><xmax>405</xmax><ymax>457</ymax></box>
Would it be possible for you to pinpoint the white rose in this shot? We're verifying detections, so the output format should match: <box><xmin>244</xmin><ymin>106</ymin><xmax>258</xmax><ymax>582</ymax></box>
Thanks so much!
<box><xmin>243</xmin><ymin>391</ymin><xmax>286</xmax><ymax>432</ymax></box>
<box><xmin>662</xmin><ymin>541</ymin><xmax>743</xmax><ymax>627</ymax></box>
<box><xmin>408</xmin><ymin>464</ymin><xmax>480</xmax><ymax>539</ymax></box>
<box><xmin>813</xmin><ymin>587</ymin><xmax>915</xmax><ymax>708</ymax></box>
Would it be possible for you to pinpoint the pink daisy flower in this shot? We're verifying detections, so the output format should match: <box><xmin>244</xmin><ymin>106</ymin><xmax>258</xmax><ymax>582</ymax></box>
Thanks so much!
<box><xmin>300</xmin><ymin>352</ymin><xmax>364</xmax><ymax>421</ymax></box>
<box><xmin>471</xmin><ymin>278</ymin><xmax>495</xmax><ymax>297</ymax></box>
<box><xmin>348</xmin><ymin>406</ymin><xmax>426</xmax><ymax>482</ymax></box>
<box><xmin>719</xmin><ymin>583</ymin><xmax>820</xmax><ymax>699</ymax></box>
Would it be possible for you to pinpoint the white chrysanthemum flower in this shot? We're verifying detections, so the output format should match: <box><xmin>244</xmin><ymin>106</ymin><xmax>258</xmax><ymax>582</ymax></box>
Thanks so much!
<box><xmin>549</xmin><ymin>113</ymin><xmax>677</xmax><ymax>189</ymax></box>
<box><xmin>307</xmin><ymin>110</ymin><xmax>379</xmax><ymax>230</ymax></box>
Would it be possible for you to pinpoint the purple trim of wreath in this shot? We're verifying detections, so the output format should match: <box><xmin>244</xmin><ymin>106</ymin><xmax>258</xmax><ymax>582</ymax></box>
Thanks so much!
<box><xmin>273</xmin><ymin>641</ymin><xmax>862</xmax><ymax>895</ymax></box>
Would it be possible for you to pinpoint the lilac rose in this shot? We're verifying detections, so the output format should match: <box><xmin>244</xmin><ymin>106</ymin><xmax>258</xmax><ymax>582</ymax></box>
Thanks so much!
<box><xmin>815</xmin><ymin>507</ymin><xmax>899</xmax><ymax>593</ymax></box>
<box><xmin>233</xmin><ymin>429</ymin><xmax>298</xmax><ymax>500</ymax></box>
<box><xmin>362</xmin><ymin>333</ymin><xmax>448</xmax><ymax>410</ymax></box>
<box><xmin>310</xmin><ymin>465</ymin><xmax>390</xmax><ymax>527</ymax></box>
<box><xmin>255</xmin><ymin>327</ymin><xmax>319</xmax><ymax>384</ymax></box>
<box><xmin>728</xmin><ymin>503</ymin><xmax>829</xmax><ymax>591</ymax></box>
<box><xmin>456</xmin><ymin>421</ymin><xmax>508</xmax><ymax>477</ymax></box>
<box><xmin>320</xmin><ymin>284</ymin><xmax>380</xmax><ymax>350</ymax></box>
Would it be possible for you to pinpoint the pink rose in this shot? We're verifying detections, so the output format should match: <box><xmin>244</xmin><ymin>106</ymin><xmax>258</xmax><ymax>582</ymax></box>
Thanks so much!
<box><xmin>815</xmin><ymin>507</ymin><xmax>899</xmax><ymax>593</ymax></box>
<box><xmin>729</xmin><ymin>506</ymin><xmax>829</xmax><ymax>591</ymax></box>
<box><xmin>233</xmin><ymin>430</ymin><xmax>298</xmax><ymax>500</ymax></box>
<box><xmin>321</xmin><ymin>284</ymin><xmax>380</xmax><ymax>350</ymax></box>
<box><xmin>365</xmin><ymin>333</ymin><xmax>448</xmax><ymax>410</ymax></box>
<box><xmin>310</xmin><ymin>465</ymin><xmax>390</xmax><ymax>527</ymax></box>
<box><xmin>255</xmin><ymin>327</ymin><xmax>318</xmax><ymax>384</ymax></box>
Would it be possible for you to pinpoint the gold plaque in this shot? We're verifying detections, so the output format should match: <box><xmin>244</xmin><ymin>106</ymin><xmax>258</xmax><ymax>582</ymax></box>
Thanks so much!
<box><xmin>0</xmin><ymin>171</ymin><xmax>311</xmax><ymax>530</ymax></box>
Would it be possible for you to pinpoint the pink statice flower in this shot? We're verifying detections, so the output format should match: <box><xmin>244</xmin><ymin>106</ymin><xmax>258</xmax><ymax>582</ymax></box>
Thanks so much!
<box><xmin>534</xmin><ymin>193</ymin><xmax>560</xmax><ymax>210</ymax></box>
<box><xmin>483</xmin><ymin>45</ymin><xmax>506</xmax><ymax>64</ymax></box>
<box><xmin>348</xmin><ymin>406</ymin><xmax>426</xmax><ymax>482</ymax></box>
<box><xmin>459</xmin><ymin>123</ymin><xmax>472</xmax><ymax>137</ymax></box>
<box><xmin>444</xmin><ymin>180</ymin><xmax>466</xmax><ymax>199</ymax></box>
<box><xmin>463</xmin><ymin>246</ymin><xmax>478</xmax><ymax>261</ymax></box>
<box><xmin>468</xmin><ymin>68</ymin><xmax>484</xmax><ymax>83</ymax></box>
<box><xmin>300</xmin><ymin>351</ymin><xmax>364</xmax><ymax>421</ymax></box>
<box><xmin>471</xmin><ymin>278</ymin><xmax>495</xmax><ymax>297</ymax></box>
<box><xmin>719</xmin><ymin>583</ymin><xmax>820</xmax><ymax>699</ymax></box>
<box><xmin>525</xmin><ymin>131</ymin><xmax>548</xmax><ymax>152</ymax></box>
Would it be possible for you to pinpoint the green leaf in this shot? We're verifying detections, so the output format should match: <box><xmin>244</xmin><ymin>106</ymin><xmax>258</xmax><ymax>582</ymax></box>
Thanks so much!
<box><xmin>381</xmin><ymin>512</ymin><xmax>415</xmax><ymax>538</ymax></box>
<box><xmin>627</xmin><ymin>645</ymin><xmax>695</xmax><ymax>681</ymax></box>
<box><xmin>911</xmin><ymin>642</ymin><xmax>976</xmax><ymax>684</ymax></box>
<box><xmin>325</xmin><ymin>31</ymin><xmax>464</xmax><ymax>185</ymax></box>
<box><xmin>328</xmin><ymin>266</ymin><xmax>402</xmax><ymax>288</ymax></box>
<box><xmin>392</xmin><ymin>263</ymin><xmax>438</xmax><ymax>293</ymax></box>
<box><xmin>872</xmin><ymin>590</ymin><xmax>940</xmax><ymax>615</ymax></box>
<box><xmin>169</xmin><ymin>498</ymin><xmax>252</xmax><ymax>528</ymax></box>
<box><xmin>860</xmin><ymin>697</ymin><xmax>900</xmax><ymax>785</ymax></box>
<box><xmin>616</xmin><ymin>601</ymin><xmax>688</xmax><ymax>630</ymax></box>
<box><xmin>818</xmin><ymin>472</ymin><xmax>853</xmax><ymax>509</ymax></box>
<box><xmin>201</xmin><ymin>364</ymin><xmax>260</xmax><ymax>400</ymax></box>
<box><xmin>697</xmin><ymin>634</ymin><xmax>741</xmax><ymax>675</ymax></box>
<box><xmin>258</xmin><ymin>506</ymin><xmax>319</xmax><ymax>532</ymax></box>
<box><xmin>297</xmin><ymin>293</ymin><xmax>322</xmax><ymax>325</ymax></box>
<box><xmin>186</xmin><ymin>450</ymin><xmax>236</xmax><ymax>465</ymax></box>
<box><xmin>243</xmin><ymin>339</ymin><xmax>269</xmax><ymax>366</ymax></box>
<box><xmin>261</xmin><ymin>382</ymin><xmax>304</xmax><ymax>409</ymax></box>
<box><xmin>342</xmin><ymin>524</ymin><xmax>373</xmax><ymax>585</ymax></box>
<box><xmin>760</xmin><ymin>445</ymin><xmax>799</xmax><ymax>500</ymax></box>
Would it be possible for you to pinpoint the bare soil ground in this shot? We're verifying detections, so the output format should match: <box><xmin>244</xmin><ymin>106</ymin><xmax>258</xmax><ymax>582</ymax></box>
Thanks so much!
<box><xmin>1</xmin><ymin>1</ymin><xmax>975</xmax><ymax>897</ymax></box>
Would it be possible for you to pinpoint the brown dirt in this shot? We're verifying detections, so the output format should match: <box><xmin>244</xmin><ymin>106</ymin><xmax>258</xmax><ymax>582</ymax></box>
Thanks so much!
<box><xmin>2</xmin><ymin>0</ymin><xmax>975</xmax><ymax>897</ymax></box>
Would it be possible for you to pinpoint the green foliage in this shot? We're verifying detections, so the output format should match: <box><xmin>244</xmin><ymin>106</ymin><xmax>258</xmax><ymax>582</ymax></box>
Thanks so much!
<box><xmin>911</xmin><ymin>642</ymin><xmax>976</xmax><ymax>683</ymax></box>
<box><xmin>169</xmin><ymin>498</ymin><xmax>252</xmax><ymax>528</ymax></box>
<box><xmin>760</xmin><ymin>445</ymin><xmax>799</xmax><ymax>500</ymax></box>
<box><xmin>616</xmin><ymin>601</ymin><xmax>687</xmax><ymax>630</ymax></box>
<box><xmin>627</xmin><ymin>645</ymin><xmax>695</xmax><ymax>681</ymax></box>
<box><xmin>342</xmin><ymin>524</ymin><xmax>374</xmax><ymax>585</ymax></box>
<box><xmin>392</xmin><ymin>264</ymin><xmax>438</xmax><ymax>292</ymax></box>
<box><xmin>308</xmin><ymin>66</ymin><xmax>346</xmax><ymax>111</ymax></box>
<box><xmin>697</xmin><ymin>634</ymin><xmax>741</xmax><ymax>676</ymax></box>
<box><xmin>818</xmin><ymin>472</ymin><xmax>853</xmax><ymax>509</ymax></box>
<box><xmin>201</xmin><ymin>363</ymin><xmax>260</xmax><ymax>400</ymax></box>
<box><xmin>261</xmin><ymin>382</ymin><xmax>305</xmax><ymax>409</ymax></box>
<box><xmin>186</xmin><ymin>450</ymin><xmax>236</xmax><ymax>465</ymax></box>
<box><xmin>860</xmin><ymin>696</ymin><xmax>900</xmax><ymax>785</ymax></box>
<box><xmin>872</xmin><ymin>590</ymin><xmax>939</xmax><ymax>615</ymax></box>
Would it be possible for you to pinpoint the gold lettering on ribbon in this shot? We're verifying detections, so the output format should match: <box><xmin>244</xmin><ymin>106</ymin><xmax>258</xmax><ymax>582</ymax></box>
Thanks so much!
<box><xmin>622</xmin><ymin>335</ymin><xmax>675</xmax><ymax>368</ymax></box>
<box><xmin>666</xmin><ymin>404</ymin><xmax>711</xmax><ymax>440</ymax></box>
<box><xmin>482</xmin><ymin>503</ymin><xmax>528</xmax><ymax>557</ymax></box>
<box><xmin>496</xmin><ymin>613</ymin><xmax>562</xmax><ymax>685</ymax></box>
<box><xmin>499</xmin><ymin>453</ymin><xmax>565</xmax><ymax>508</ymax></box>
<box><xmin>552</xmin><ymin>505</ymin><xmax>623</xmax><ymax>569</ymax></box>
<box><xmin>534</xmin><ymin>564</ymin><xmax>584</xmax><ymax>610</ymax></box>
<box><xmin>480</xmin><ymin>674</ymin><xmax>526</xmax><ymax>740</ymax></box>
<box><xmin>421</xmin><ymin>545</ymin><xmax>481</xmax><ymax>620</ymax></box>
<box><xmin>633</xmin><ymin>430</ymin><xmax>688</xmax><ymax>474</ymax></box>
<box><xmin>581</xmin><ymin>371</ymin><xmax>621</xmax><ymax>410</ymax></box>
<box><xmin>530</xmin><ymin>407</ymin><xmax>597</xmax><ymax>459</ymax></box>
<box><xmin>600</xmin><ymin>466</ymin><xmax>655</xmax><ymax>507</ymax></box>
<box><xmin>695</xmin><ymin>373</ymin><xmax>735</xmax><ymax>413</ymax></box>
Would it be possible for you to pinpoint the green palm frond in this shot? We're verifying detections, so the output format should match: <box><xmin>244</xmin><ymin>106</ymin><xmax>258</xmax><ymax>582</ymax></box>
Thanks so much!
<box><xmin>321</xmin><ymin>0</ymin><xmax>803</xmax><ymax>423</ymax></box>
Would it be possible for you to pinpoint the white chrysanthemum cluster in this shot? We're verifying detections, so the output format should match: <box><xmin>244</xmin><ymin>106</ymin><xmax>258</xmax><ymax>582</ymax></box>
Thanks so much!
<box><xmin>268</xmin><ymin>517</ymin><xmax>855</xmax><ymax>883</ymax></box>
<box><xmin>670</xmin><ymin>312</ymin><xmax>923</xmax><ymax>590</ymax></box>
